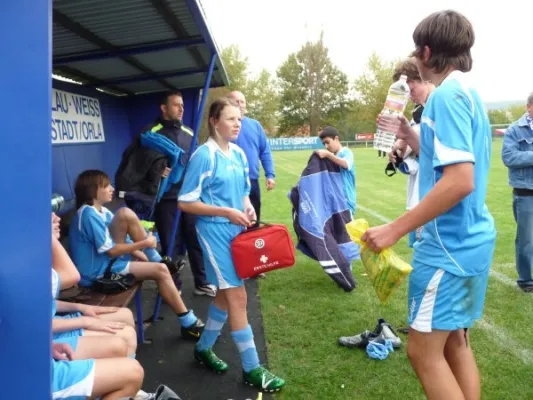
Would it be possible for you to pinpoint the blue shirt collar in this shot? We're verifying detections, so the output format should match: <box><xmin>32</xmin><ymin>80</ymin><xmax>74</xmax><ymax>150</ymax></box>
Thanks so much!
<box><xmin>526</xmin><ymin>114</ymin><xmax>533</xmax><ymax>130</ymax></box>
<box><xmin>519</xmin><ymin>113</ymin><xmax>533</xmax><ymax>129</ymax></box>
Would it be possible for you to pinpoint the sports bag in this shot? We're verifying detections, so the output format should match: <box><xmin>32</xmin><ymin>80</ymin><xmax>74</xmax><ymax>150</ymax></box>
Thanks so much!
<box><xmin>92</xmin><ymin>258</ymin><xmax>137</xmax><ymax>295</ymax></box>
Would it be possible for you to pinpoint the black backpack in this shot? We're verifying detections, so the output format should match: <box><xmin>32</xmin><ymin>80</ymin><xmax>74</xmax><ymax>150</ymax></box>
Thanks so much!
<box><xmin>92</xmin><ymin>259</ymin><xmax>136</xmax><ymax>295</ymax></box>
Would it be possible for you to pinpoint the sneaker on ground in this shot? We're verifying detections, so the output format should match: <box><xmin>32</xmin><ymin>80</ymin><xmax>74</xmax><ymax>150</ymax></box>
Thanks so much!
<box><xmin>153</xmin><ymin>384</ymin><xmax>182</xmax><ymax>400</ymax></box>
<box><xmin>194</xmin><ymin>347</ymin><xmax>228</xmax><ymax>374</ymax></box>
<box><xmin>181</xmin><ymin>318</ymin><xmax>205</xmax><ymax>341</ymax></box>
<box><xmin>243</xmin><ymin>366</ymin><xmax>286</xmax><ymax>393</ymax></box>
<box><xmin>134</xmin><ymin>389</ymin><xmax>156</xmax><ymax>399</ymax></box>
<box><xmin>194</xmin><ymin>284</ymin><xmax>217</xmax><ymax>297</ymax></box>
<box><xmin>371</xmin><ymin>318</ymin><xmax>402</xmax><ymax>348</ymax></box>
<box><xmin>338</xmin><ymin>330</ymin><xmax>377</xmax><ymax>348</ymax></box>
<box><xmin>518</xmin><ymin>282</ymin><xmax>533</xmax><ymax>293</ymax></box>
<box><xmin>161</xmin><ymin>256</ymin><xmax>185</xmax><ymax>276</ymax></box>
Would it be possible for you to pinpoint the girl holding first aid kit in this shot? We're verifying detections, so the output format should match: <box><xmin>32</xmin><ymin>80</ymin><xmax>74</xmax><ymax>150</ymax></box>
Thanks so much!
<box><xmin>178</xmin><ymin>97</ymin><xmax>286</xmax><ymax>393</ymax></box>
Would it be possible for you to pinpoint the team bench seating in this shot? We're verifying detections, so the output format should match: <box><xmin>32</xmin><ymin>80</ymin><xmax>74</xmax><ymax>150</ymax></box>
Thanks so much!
<box><xmin>58</xmin><ymin>282</ymin><xmax>146</xmax><ymax>345</ymax></box>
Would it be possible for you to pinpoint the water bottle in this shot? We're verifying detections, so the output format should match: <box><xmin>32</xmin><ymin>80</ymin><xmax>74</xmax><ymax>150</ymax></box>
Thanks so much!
<box><xmin>51</xmin><ymin>193</ymin><xmax>64</xmax><ymax>213</ymax></box>
<box><xmin>373</xmin><ymin>74</ymin><xmax>410</xmax><ymax>153</ymax></box>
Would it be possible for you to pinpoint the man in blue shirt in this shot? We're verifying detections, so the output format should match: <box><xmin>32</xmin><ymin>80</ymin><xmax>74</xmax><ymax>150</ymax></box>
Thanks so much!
<box><xmin>228</xmin><ymin>91</ymin><xmax>276</xmax><ymax>278</ymax></box>
<box><xmin>228</xmin><ymin>91</ymin><xmax>276</xmax><ymax>226</ymax></box>
<box><xmin>502</xmin><ymin>92</ymin><xmax>533</xmax><ymax>292</ymax></box>
<box><xmin>364</xmin><ymin>10</ymin><xmax>496</xmax><ymax>400</ymax></box>
<box><xmin>316</xmin><ymin>126</ymin><xmax>356</xmax><ymax>217</ymax></box>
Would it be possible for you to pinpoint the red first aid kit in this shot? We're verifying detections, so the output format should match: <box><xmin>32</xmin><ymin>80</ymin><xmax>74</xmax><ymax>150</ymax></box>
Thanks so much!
<box><xmin>231</xmin><ymin>223</ymin><xmax>296</xmax><ymax>279</ymax></box>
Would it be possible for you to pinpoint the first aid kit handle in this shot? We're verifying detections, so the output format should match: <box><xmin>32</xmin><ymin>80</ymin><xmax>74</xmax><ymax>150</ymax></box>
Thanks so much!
<box><xmin>245</xmin><ymin>221</ymin><xmax>270</xmax><ymax>232</ymax></box>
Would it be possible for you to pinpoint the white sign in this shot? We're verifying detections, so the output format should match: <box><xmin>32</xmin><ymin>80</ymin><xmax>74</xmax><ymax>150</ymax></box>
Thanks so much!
<box><xmin>51</xmin><ymin>89</ymin><xmax>105</xmax><ymax>145</ymax></box>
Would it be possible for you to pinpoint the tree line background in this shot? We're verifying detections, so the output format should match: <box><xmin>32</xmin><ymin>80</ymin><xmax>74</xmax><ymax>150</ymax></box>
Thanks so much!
<box><xmin>198</xmin><ymin>33</ymin><xmax>525</xmax><ymax>143</ymax></box>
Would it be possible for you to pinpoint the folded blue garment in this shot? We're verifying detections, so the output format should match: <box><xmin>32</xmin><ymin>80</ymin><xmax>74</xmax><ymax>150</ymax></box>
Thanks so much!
<box><xmin>366</xmin><ymin>339</ymin><xmax>394</xmax><ymax>360</ymax></box>
<box><xmin>140</xmin><ymin>131</ymin><xmax>185</xmax><ymax>202</ymax></box>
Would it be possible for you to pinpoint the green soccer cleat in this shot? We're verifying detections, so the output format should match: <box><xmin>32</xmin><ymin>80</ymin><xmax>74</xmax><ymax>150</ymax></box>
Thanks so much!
<box><xmin>194</xmin><ymin>347</ymin><xmax>228</xmax><ymax>374</ymax></box>
<box><xmin>243</xmin><ymin>366</ymin><xmax>286</xmax><ymax>393</ymax></box>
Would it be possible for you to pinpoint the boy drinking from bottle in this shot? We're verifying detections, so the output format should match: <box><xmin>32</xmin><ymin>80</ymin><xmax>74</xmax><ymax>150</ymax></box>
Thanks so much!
<box><xmin>364</xmin><ymin>10</ymin><xmax>495</xmax><ymax>400</ymax></box>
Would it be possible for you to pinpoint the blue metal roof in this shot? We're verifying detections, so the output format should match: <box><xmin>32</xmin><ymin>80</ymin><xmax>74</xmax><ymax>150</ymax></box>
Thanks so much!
<box><xmin>52</xmin><ymin>0</ymin><xmax>229</xmax><ymax>96</ymax></box>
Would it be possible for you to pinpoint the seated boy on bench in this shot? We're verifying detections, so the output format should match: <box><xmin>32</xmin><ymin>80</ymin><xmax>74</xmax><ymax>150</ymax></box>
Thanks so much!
<box><xmin>68</xmin><ymin>170</ymin><xmax>204</xmax><ymax>340</ymax></box>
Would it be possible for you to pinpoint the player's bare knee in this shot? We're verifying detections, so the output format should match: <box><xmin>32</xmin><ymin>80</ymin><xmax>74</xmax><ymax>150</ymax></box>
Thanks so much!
<box><xmin>114</xmin><ymin>207</ymin><xmax>131</xmax><ymax>220</ymax></box>
<box><xmin>117</xmin><ymin>207</ymin><xmax>140</xmax><ymax>228</ymax></box>
<box><xmin>129</xmin><ymin>359</ymin><xmax>145</xmax><ymax>384</ymax></box>
<box><xmin>406</xmin><ymin>340</ymin><xmax>424</xmax><ymax>365</ymax></box>
<box><xmin>156</xmin><ymin>262</ymin><xmax>171</xmax><ymax>279</ymax></box>
<box><xmin>110</xmin><ymin>336</ymin><xmax>129</xmax><ymax>357</ymax></box>
<box><xmin>446</xmin><ymin>329</ymin><xmax>468</xmax><ymax>350</ymax></box>
<box><xmin>227</xmin><ymin>289</ymin><xmax>247</xmax><ymax>312</ymax></box>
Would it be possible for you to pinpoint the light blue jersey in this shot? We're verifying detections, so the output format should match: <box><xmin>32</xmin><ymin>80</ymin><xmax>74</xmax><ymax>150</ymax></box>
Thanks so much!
<box><xmin>69</xmin><ymin>205</ymin><xmax>129</xmax><ymax>286</ymax></box>
<box><xmin>178</xmin><ymin>138</ymin><xmax>251</xmax><ymax>223</ymax></box>
<box><xmin>414</xmin><ymin>70</ymin><xmax>496</xmax><ymax>276</ymax></box>
<box><xmin>337</xmin><ymin>147</ymin><xmax>356</xmax><ymax>216</ymax></box>
<box><xmin>178</xmin><ymin>138</ymin><xmax>251</xmax><ymax>288</ymax></box>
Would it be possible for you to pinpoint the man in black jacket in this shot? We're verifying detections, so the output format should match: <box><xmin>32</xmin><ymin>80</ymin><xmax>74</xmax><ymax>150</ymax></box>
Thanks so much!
<box><xmin>120</xmin><ymin>91</ymin><xmax>216</xmax><ymax>297</ymax></box>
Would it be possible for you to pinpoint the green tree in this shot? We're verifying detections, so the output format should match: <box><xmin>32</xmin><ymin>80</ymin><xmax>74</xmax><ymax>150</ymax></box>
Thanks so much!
<box><xmin>508</xmin><ymin>104</ymin><xmax>526</xmax><ymax>122</ymax></box>
<box><xmin>218</xmin><ymin>44</ymin><xmax>249</xmax><ymax>91</ymax></box>
<box><xmin>246</xmin><ymin>69</ymin><xmax>280</xmax><ymax>136</ymax></box>
<box><xmin>276</xmin><ymin>32</ymin><xmax>349</xmax><ymax>136</ymax></box>
<box><xmin>349</xmin><ymin>52</ymin><xmax>398</xmax><ymax>134</ymax></box>
<box><xmin>198</xmin><ymin>45</ymin><xmax>250</xmax><ymax>142</ymax></box>
<box><xmin>198</xmin><ymin>45</ymin><xmax>280</xmax><ymax>141</ymax></box>
<box><xmin>487</xmin><ymin>109</ymin><xmax>511</xmax><ymax>125</ymax></box>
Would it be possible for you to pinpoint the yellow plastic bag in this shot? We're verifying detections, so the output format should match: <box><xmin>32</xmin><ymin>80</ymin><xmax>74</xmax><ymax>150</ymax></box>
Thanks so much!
<box><xmin>346</xmin><ymin>218</ymin><xmax>413</xmax><ymax>304</ymax></box>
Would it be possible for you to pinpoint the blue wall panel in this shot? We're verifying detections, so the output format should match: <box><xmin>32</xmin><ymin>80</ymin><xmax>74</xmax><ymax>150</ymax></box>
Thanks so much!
<box><xmin>0</xmin><ymin>0</ymin><xmax>52</xmax><ymax>397</ymax></box>
<box><xmin>51</xmin><ymin>81</ymin><xmax>134</xmax><ymax>202</ymax></box>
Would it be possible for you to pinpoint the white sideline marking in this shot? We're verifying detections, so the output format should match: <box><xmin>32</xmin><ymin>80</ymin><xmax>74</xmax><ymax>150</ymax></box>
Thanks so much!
<box><xmin>356</xmin><ymin>204</ymin><xmax>391</xmax><ymax>224</ymax></box>
<box><xmin>477</xmin><ymin>319</ymin><xmax>533</xmax><ymax>365</ymax></box>
<box><xmin>275</xmin><ymin>161</ymin><xmax>300</xmax><ymax>177</ymax></box>
<box><xmin>490</xmin><ymin>268</ymin><xmax>516</xmax><ymax>287</ymax></box>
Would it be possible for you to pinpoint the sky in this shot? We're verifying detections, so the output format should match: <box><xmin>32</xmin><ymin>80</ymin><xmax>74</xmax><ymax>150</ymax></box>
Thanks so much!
<box><xmin>201</xmin><ymin>0</ymin><xmax>532</xmax><ymax>103</ymax></box>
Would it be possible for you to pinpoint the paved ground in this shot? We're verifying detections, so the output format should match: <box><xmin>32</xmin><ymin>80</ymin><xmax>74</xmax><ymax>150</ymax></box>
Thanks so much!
<box><xmin>133</xmin><ymin>268</ymin><xmax>272</xmax><ymax>400</ymax></box>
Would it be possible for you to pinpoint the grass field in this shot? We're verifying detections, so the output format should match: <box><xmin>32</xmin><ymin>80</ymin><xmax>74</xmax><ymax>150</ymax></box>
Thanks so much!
<box><xmin>257</xmin><ymin>138</ymin><xmax>533</xmax><ymax>400</ymax></box>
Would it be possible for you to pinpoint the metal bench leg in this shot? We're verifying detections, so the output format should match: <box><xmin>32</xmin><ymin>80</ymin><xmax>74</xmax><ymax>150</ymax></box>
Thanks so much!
<box><xmin>152</xmin><ymin>293</ymin><xmax>162</xmax><ymax>322</ymax></box>
<box><xmin>134</xmin><ymin>290</ymin><xmax>144</xmax><ymax>345</ymax></box>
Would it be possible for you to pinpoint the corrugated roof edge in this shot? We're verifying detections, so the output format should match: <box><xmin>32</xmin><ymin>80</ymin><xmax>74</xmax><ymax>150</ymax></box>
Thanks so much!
<box><xmin>185</xmin><ymin>0</ymin><xmax>230</xmax><ymax>87</ymax></box>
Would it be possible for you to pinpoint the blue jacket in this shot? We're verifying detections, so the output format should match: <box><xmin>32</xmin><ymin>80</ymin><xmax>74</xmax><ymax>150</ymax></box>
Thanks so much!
<box><xmin>502</xmin><ymin>113</ymin><xmax>533</xmax><ymax>190</ymax></box>
<box><xmin>232</xmin><ymin>117</ymin><xmax>275</xmax><ymax>180</ymax></box>
<box><xmin>140</xmin><ymin>132</ymin><xmax>185</xmax><ymax>202</ymax></box>
<box><xmin>289</xmin><ymin>153</ymin><xmax>360</xmax><ymax>292</ymax></box>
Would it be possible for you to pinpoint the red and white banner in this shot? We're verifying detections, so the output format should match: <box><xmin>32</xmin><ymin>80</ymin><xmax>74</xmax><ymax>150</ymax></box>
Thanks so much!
<box><xmin>355</xmin><ymin>133</ymin><xmax>374</xmax><ymax>141</ymax></box>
